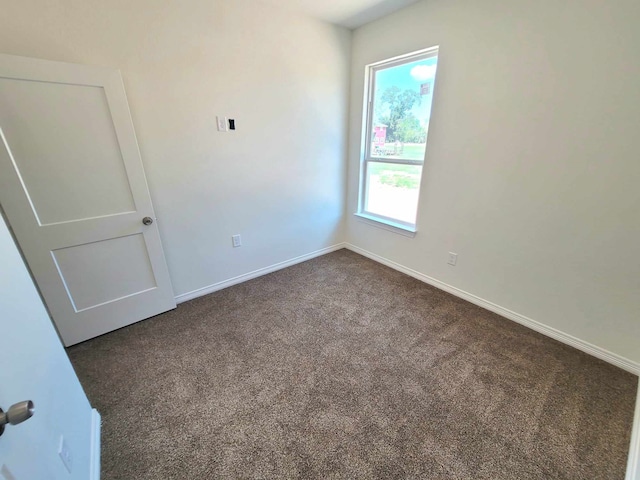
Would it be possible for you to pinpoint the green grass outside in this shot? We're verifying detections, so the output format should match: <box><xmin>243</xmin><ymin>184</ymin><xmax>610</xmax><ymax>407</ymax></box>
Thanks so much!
<box><xmin>368</xmin><ymin>162</ymin><xmax>422</xmax><ymax>189</ymax></box>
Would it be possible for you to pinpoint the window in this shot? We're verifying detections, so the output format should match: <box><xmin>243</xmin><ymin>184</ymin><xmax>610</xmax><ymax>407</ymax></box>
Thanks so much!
<box><xmin>358</xmin><ymin>47</ymin><xmax>439</xmax><ymax>233</ymax></box>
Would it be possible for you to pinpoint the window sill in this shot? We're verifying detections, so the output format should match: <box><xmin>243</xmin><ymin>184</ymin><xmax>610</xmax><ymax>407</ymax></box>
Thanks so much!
<box><xmin>353</xmin><ymin>213</ymin><xmax>417</xmax><ymax>238</ymax></box>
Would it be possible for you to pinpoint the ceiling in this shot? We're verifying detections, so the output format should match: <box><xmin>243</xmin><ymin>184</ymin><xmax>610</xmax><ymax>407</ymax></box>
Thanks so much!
<box><xmin>260</xmin><ymin>0</ymin><xmax>421</xmax><ymax>29</ymax></box>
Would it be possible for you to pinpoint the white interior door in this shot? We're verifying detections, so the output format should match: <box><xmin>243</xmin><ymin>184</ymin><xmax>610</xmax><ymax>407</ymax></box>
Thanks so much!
<box><xmin>0</xmin><ymin>54</ymin><xmax>176</xmax><ymax>346</ymax></box>
<box><xmin>0</xmin><ymin>213</ymin><xmax>100</xmax><ymax>480</ymax></box>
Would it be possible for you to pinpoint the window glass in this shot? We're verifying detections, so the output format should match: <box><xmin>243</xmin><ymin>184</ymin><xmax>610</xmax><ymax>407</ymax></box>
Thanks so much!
<box><xmin>371</xmin><ymin>56</ymin><xmax>438</xmax><ymax>162</ymax></box>
<box><xmin>364</xmin><ymin>163</ymin><xmax>423</xmax><ymax>224</ymax></box>
<box><xmin>359</xmin><ymin>48</ymin><xmax>439</xmax><ymax>230</ymax></box>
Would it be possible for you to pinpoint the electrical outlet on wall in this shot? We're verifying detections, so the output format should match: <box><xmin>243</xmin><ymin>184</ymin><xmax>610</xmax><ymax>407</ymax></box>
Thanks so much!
<box><xmin>448</xmin><ymin>252</ymin><xmax>458</xmax><ymax>266</ymax></box>
<box><xmin>232</xmin><ymin>234</ymin><xmax>242</xmax><ymax>248</ymax></box>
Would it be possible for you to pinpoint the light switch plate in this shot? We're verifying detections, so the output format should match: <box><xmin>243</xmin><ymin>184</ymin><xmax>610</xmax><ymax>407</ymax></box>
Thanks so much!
<box><xmin>216</xmin><ymin>116</ymin><xmax>228</xmax><ymax>132</ymax></box>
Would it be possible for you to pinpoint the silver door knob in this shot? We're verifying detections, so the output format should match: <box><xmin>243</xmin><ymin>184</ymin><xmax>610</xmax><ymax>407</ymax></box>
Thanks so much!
<box><xmin>142</xmin><ymin>216</ymin><xmax>153</xmax><ymax>226</ymax></box>
<box><xmin>0</xmin><ymin>400</ymin><xmax>34</xmax><ymax>437</ymax></box>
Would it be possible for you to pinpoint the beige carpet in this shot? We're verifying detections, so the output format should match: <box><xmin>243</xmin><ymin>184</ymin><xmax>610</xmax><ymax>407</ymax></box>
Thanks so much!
<box><xmin>68</xmin><ymin>249</ymin><xmax>637</xmax><ymax>479</ymax></box>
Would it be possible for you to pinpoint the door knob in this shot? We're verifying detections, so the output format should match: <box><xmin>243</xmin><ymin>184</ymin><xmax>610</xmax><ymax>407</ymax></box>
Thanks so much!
<box><xmin>142</xmin><ymin>216</ymin><xmax>153</xmax><ymax>225</ymax></box>
<box><xmin>0</xmin><ymin>400</ymin><xmax>34</xmax><ymax>437</ymax></box>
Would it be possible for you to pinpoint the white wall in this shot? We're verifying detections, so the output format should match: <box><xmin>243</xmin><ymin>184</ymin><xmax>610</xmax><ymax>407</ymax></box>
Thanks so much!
<box><xmin>0</xmin><ymin>0</ymin><xmax>351</xmax><ymax>297</ymax></box>
<box><xmin>346</xmin><ymin>0</ymin><xmax>640</xmax><ymax>365</ymax></box>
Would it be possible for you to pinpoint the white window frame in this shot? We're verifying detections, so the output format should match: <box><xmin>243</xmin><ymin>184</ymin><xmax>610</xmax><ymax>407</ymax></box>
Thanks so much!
<box><xmin>356</xmin><ymin>46</ymin><xmax>439</xmax><ymax>235</ymax></box>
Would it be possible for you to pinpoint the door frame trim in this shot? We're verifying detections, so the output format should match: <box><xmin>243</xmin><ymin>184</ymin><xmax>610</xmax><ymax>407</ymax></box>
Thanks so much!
<box><xmin>90</xmin><ymin>409</ymin><xmax>101</xmax><ymax>480</ymax></box>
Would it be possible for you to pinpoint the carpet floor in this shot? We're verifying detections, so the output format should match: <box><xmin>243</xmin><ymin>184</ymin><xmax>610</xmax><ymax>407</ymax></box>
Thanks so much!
<box><xmin>68</xmin><ymin>249</ymin><xmax>637</xmax><ymax>479</ymax></box>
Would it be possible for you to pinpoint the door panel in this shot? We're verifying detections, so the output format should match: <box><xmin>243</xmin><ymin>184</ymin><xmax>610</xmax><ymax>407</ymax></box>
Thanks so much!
<box><xmin>0</xmin><ymin>53</ymin><xmax>176</xmax><ymax>346</ymax></box>
<box><xmin>52</xmin><ymin>234</ymin><xmax>157</xmax><ymax>312</ymax></box>
<box><xmin>0</xmin><ymin>78</ymin><xmax>136</xmax><ymax>225</ymax></box>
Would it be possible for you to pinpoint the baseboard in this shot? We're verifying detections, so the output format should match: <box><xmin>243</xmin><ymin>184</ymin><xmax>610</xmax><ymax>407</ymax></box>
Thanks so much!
<box><xmin>628</xmin><ymin>384</ymin><xmax>640</xmax><ymax>480</ymax></box>
<box><xmin>175</xmin><ymin>243</ymin><xmax>347</xmax><ymax>304</ymax></box>
<box><xmin>90</xmin><ymin>408</ymin><xmax>101</xmax><ymax>480</ymax></box>
<box><xmin>345</xmin><ymin>243</ymin><xmax>640</xmax><ymax>376</ymax></box>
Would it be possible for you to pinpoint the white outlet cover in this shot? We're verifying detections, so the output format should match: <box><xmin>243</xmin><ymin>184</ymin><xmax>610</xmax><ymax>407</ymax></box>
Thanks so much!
<box><xmin>448</xmin><ymin>252</ymin><xmax>458</xmax><ymax>266</ymax></box>
<box><xmin>1</xmin><ymin>464</ymin><xmax>16</xmax><ymax>480</ymax></box>
<box><xmin>58</xmin><ymin>435</ymin><xmax>73</xmax><ymax>473</ymax></box>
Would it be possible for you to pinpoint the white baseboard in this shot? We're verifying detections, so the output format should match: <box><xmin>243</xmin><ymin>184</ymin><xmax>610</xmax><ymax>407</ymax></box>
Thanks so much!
<box><xmin>628</xmin><ymin>384</ymin><xmax>640</xmax><ymax>480</ymax></box>
<box><xmin>90</xmin><ymin>408</ymin><xmax>101</xmax><ymax>480</ymax></box>
<box><xmin>345</xmin><ymin>243</ymin><xmax>640</xmax><ymax>376</ymax></box>
<box><xmin>175</xmin><ymin>243</ymin><xmax>347</xmax><ymax>304</ymax></box>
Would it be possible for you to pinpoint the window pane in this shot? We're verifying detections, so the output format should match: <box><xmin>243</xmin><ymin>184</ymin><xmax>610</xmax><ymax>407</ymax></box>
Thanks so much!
<box><xmin>365</xmin><ymin>162</ymin><xmax>422</xmax><ymax>224</ymax></box>
<box><xmin>371</xmin><ymin>55</ymin><xmax>438</xmax><ymax>162</ymax></box>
